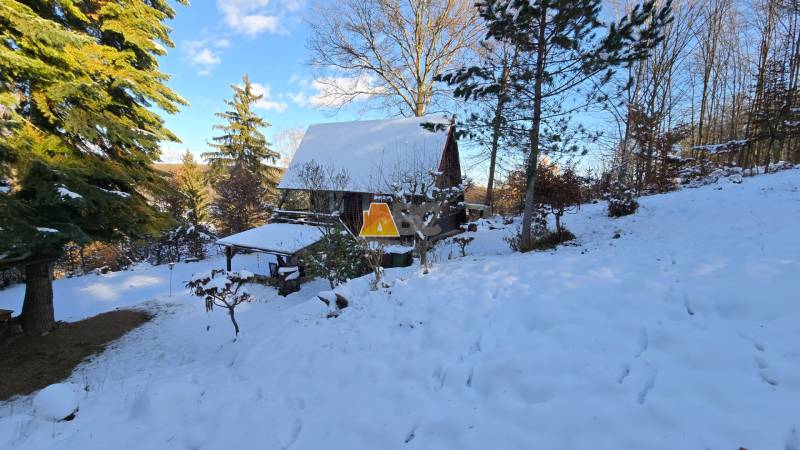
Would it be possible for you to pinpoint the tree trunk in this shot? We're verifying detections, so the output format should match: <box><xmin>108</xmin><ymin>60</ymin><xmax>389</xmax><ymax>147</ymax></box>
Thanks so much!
<box><xmin>486</xmin><ymin>52</ymin><xmax>514</xmax><ymax>214</ymax></box>
<box><xmin>20</xmin><ymin>260</ymin><xmax>55</xmax><ymax>335</ymax></box>
<box><xmin>227</xmin><ymin>307</ymin><xmax>240</xmax><ymax>336</ymax></box>
<box><xmin>520</xmin><ymin>7</ymin><xmax>548</xmax><ymax>248</ymax></box>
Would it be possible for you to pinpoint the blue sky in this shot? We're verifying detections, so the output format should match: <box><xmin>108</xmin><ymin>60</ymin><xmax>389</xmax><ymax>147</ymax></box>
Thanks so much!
<box><xmin>157</xmin><ymin>0</ymin><xmax>374</xmax><ymax>165</ymax></box>
<box><xmin>155</xmin><ymin>1</ymin><xmax>610</xmax><ymax>182</ymax></box>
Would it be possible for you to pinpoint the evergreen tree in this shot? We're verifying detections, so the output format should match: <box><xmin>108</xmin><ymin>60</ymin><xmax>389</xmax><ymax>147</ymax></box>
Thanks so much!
<box><xmin>176</xmin><ymin>150</ymin><xmax>208</xmax><ymax>227</ymax></box>
<box><xmin>0</xmin><ymin>0</ymin><xmax>187</xmax><ymax>334</ymax></box>
<box><xmin>205</xmin><ymin>75</ymin><xmax>279</xmax><ymax>234</ymax></box>
<box><xmin>211</xmin><ymin>164</ymin><xmax>270</xmax><ymax>235</ymax></box>
<box><xmin>442</xmin><ymin>0</ymin><xmax>672</xmax><ymax>247</ymax></box>
<box><xmin>203</xmin><ymin>75</ymin><xmax>280</xmax><ymax>181</ymax></box>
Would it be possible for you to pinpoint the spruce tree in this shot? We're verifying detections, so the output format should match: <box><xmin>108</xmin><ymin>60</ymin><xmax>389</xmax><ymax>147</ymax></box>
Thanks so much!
<box><xmin>205</xmin><ymin>75</ymin><xmax>279</xmax><ymax>234</ymax></box>
<box><xmin>443</xmin><ymin>0</ymin><xmax>672</xmax><ymax>247</ymax></box>
<box><xmin>0</xmin><ymin>0</ymin><xmax>187</xmax><ymax>334</ymax></box>
<box><xmin>203</xmin><ymin>75</ymin><xmax>280</xmax><ymax>182</ymax></box>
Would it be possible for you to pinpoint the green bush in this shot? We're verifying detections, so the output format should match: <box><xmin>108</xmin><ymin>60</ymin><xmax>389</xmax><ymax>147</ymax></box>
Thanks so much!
<box><xmin>302</xmin><ymin>224</ymin><xmax>369</xmax><ymax>289</ymax></box>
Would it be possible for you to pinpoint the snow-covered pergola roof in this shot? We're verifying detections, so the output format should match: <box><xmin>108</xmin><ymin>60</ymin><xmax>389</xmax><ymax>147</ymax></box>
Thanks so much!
<box><xmin>216</xmin><ymin>223</ymin><xmax>324</xmax><ymax>256</ymax></box>
<box><xmin>278</xmin><ymin>115</ymin><xmax>452</xmax><ymax>193</ymax></box>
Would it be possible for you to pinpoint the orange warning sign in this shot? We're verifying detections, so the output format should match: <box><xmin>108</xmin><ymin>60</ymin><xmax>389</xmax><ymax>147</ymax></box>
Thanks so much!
<box><xmin>359</xmin><ymin>202</ymin><xmax>400</xmax><ymax>237</ymax></box>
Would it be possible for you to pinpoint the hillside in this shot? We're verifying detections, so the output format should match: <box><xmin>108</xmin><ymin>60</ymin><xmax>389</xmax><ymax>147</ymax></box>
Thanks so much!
<box><xmin>1</xmin><ymin>168</ymin><xmax>799</xmax><ymax>450</ymax></box>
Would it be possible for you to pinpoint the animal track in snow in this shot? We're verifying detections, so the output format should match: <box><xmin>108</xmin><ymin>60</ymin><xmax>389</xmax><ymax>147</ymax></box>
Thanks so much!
<box><xmin>469</xmin><ymin>334</ymin><xmax>483</xmax><ymax>355</ymax></box>
<box><xmin>404</xmin><ymin>425</ymin><xmax>417</xmax><ymax>444</ymax></box>
<box><xmin>635</xmin><ymin>328</ymin><xmax>649</xmax><ymax>358</ymax></box>
<box><xmin>432</xmin><ymin>366</ymin><xmax>447</xmax><ymax>391</ymax></box>
<box><xmin>637</xmin><ymin>364</ymin><xmax>658</xmax><ymax>405</ymax></box>
<box><xmin>750</xmin><ymin>341</ymin><xmax>778</xmax><ymax>386</ymax></box>
<box><xmin>281</xmin><ymin>419</ymin><xmax>302</xmax><ymax>450</ymax></box>
<box><xmin>618</xmin><ymin>328</ymin><xmax>649</xmax><ymax>385</ymax></box>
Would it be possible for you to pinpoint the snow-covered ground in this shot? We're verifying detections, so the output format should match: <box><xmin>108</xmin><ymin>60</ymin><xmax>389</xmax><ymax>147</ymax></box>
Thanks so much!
<box><xmin>2</xmin><ymin>169</ymin><xmax>800</xmax><ymax>450</ymax></box>
<box><xmin>0</xmin><ymin>252</ymin><xmax>275</xmax><ymax>322</ymax></box>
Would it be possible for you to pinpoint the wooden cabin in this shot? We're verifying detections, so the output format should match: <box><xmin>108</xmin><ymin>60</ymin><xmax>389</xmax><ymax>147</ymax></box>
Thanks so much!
<box><xmin>216</xmin><ymin>116</ymin><xmax>466</xmax><ymax>288</ymax></box>
<box><xmin>276</xmin><ymin>115</ymin><xmax>466</xmax><ymax>237</ymax></box>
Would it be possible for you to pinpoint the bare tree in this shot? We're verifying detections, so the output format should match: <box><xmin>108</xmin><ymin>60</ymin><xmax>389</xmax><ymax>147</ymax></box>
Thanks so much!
<box><xmin>307</xmin><ymin>0</ymin><xmax>483</xmax><ymax>116</ymax></box>
<box><xmin>273</xmin><ymin>127</ymin><xmax>305</xmax><ymax>167</ymax></box>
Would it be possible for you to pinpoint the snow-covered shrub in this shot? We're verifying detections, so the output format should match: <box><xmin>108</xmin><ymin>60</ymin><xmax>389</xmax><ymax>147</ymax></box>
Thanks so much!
<box><xmin>149</xmin><ymin>224</ymin><xmax>216</xmax><ymax>265</ymax></box>
<box><xmin>186</xmin><ymin>269</ymin><xmax>254</xmax><ymax>336</ymax></box>
<box><xmin>302</xmin><ymin>224</ymin><xmax>368</xmax><ymax>289</ymax></box>
<box><xmin>607</xmin><ymin>182</ymin><xmax>639</xmax><ymax>217</ymax></box>
<box><xmin>453</xmin><ymin>236</ymin><xmax>474</xmax><ymax>257</ymax></box>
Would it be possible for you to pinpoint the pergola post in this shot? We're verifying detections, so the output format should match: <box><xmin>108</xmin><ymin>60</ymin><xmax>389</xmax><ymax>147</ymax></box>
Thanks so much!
<box><xmin>225</xmin><ymin>246</ymin><xmax>233</xmax><ymax>271</ymax></box>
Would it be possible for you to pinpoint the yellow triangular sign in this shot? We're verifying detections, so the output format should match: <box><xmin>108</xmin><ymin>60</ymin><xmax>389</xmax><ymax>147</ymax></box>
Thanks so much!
<box><xmin>359</xmin><ymin>202</ymin><xmax>400</xmax><ymax>237</ymax></box>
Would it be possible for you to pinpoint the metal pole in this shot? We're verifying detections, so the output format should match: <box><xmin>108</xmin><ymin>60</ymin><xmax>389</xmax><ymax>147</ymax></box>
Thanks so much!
<box><xmin>168</xmin><ymin>262</ymin><xmax>175</xmax><ymax>297</ymax></box>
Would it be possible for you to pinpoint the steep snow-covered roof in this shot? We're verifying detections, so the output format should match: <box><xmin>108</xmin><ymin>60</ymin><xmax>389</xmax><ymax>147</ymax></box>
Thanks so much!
<box><xmin>216</xmin><ymin>223</ymin><xmax>323</xmax><ymax>255</ymax></box>
<box><xmin>278</xmin><ymin>115</ymin><xmax>452</xmax><ymax>193</ymax></box>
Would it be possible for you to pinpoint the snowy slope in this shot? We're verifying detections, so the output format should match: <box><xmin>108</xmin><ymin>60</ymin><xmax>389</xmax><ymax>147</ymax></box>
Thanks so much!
<box><xmin>1</xmin><ymin>169</ymin><xmax>800</xmax><ymax>450</ymax></box>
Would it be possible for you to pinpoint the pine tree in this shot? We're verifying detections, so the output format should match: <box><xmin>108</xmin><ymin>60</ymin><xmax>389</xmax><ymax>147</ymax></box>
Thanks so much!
<box><xmin>0</xmin><ymin>0</ymin><xmax>187</xmax><ymax>334</ymax></box>
<box><xmin>445</xmin><ymin>0</ymin><xmax>672</xmax><ymax>248</ymax></box>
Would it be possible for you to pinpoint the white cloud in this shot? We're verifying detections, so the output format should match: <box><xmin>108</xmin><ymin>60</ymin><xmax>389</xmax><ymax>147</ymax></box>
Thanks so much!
<box><xmin>214</xmin><ymin>37</ymin><xmax>231</xmax><ymax>49</ymax></box>
<box><xmin>217</xmin><ymin>0</ymin><xmax>281</xmax><ymax>36</ymax></box>
<box><xmin>183</xmin><ymin>37</ymin><xmax>230</xmax><ymax>75</ymax></box>
<box><xmin>250</xmin><ymin>83</ymin><xmax>289</xmax><ymax>113</ymax></box>
<box><xmin>192</xmin><ymin>48</ymin><xmax>221</xmax><ymax>66</ymax></box>
<box><xmin>304</xmin><ymin>75</ymin><xmax>384</xmax><ymax>108</ymax></box>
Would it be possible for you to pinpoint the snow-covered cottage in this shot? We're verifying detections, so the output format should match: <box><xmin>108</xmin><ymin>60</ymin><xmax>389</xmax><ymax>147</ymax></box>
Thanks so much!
<box><xmin>217</xmin><ymin>115</ymin><xmax>465</xmax><ymax>272</ymax></box>
<box><xmin>276</xmin><ymin>114</ymin><xmax>465</xmax><ymax>234</ymax></box>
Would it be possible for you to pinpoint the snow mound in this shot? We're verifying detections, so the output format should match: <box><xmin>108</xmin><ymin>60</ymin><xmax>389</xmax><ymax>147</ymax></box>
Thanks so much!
<box><xmin>32</xmin><ymin>383</ymin><xmax>80</xmax><ymax>421</ymax></box>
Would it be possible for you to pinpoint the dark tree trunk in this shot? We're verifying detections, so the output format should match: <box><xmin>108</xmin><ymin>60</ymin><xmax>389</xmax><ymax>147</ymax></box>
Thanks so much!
<box><xmin>486</xmin><ymin>53</ymin><xmax>514</xmax><ymax>214</ymax></box>
<box><xmin>227</xmin><ymin>307</ymin><xmax>240</xmax><ymax>336</ymax></box>
<box><xmin>21</xmin><ymin>261</ymin><xmax>55</xmax><ymax>335</ymax></box>
<box><xmin>520</xmin><ymin>7</ymin><xmax>548</xmax><ymax>248</ymax></box>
